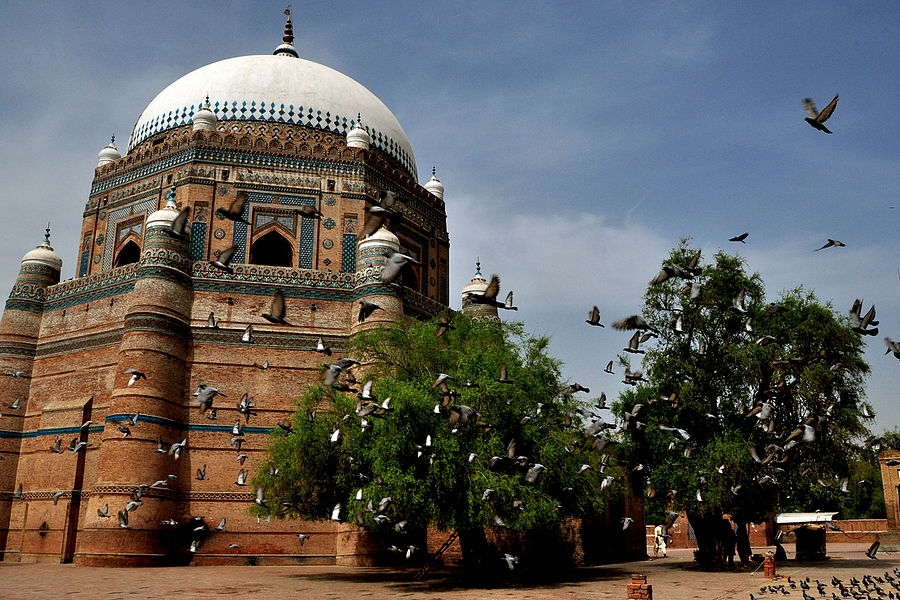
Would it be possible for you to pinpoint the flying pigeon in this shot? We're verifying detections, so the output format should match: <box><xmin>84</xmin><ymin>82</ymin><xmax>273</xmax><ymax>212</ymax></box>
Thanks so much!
<box><xmin>215</xmin><ymin>191</ymin><xmax>251</xmax><ymax>223</ymax></box>
<box><xmin>357</xmin><ymin>300</ymin><xmax>384</xmax><ymax>323</ymax></box>
<box><xmin>815</xmin><ymin>239</ymin><xmax>845</xmax><ymax>251</ymax></box>
<box><xmin>262</xmin><ymin>289</ymin><xmax>289</xmax><ymax>324</ymax></box>
<box><xmin>123</xmin><ymin>368</ymin><xmax>146</xmax><ymax>386</ymax></box>
<box><xmin>803</xmin><ymin>95</ymin><xmax>839</xmax><ymax>134</ymax></box>
<box><xmin>729</xmin><ymin>232</ymin><xmax>749</xmax><ymax>243</ymax></box>
<box><xmin>586</xmin><ymin>306</ymin><xmax>604</xmax><ymax>327</ymax></box>
<box><xmin>380</xmin><ymin>250</ymin><xmax>420</xmax><ymax>284</ymax></box>
<box><xmin>209</xmin><ymin>245</ymin><xmax>238</xmax><ymax>273</ymax></box>
<box><xmin>166</xmin><ymin>208</ymin><xmax>191</xmax><ymax>238</ymax></box>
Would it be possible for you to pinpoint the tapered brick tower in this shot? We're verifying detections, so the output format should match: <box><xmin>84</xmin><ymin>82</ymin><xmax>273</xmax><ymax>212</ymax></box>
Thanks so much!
<box><xmin>78</xmin><ymin>189</ymin><xmax>194</xmax><ymax>565</ymax></box>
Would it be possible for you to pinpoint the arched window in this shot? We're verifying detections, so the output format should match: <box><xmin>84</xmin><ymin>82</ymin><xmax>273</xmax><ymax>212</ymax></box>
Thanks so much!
<box><xmin>114</xmin><ymin>241</ymin><xmax>141</xmax><ymax>267</ymax></box>
<box><xmin>249</xmin><ymin>231</ymin><xmax>293</xmax><ymax>267</ymax></box>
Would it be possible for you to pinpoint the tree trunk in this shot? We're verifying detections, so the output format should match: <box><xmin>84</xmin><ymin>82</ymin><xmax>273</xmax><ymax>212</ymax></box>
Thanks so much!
<box><xmin>687</xmin><ymin>510</ymin><xmax>731</xmax><ymax>570</ymax></box>
<box><xmin>735</xmin><ymin>520</ymin><xmax>752</xmax><ymax>566</ymax></box>
<box><xmin>458</xmin><ymin>526</ymin><xmax>490</xmax><ymax>578</ymax></box>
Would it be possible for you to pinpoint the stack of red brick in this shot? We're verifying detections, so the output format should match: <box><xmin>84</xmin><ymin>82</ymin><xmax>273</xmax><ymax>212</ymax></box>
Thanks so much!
<box><xmin>627</xmin><ymin>573</ymin><xmax>652</xmax><ymax>599</ymax></box>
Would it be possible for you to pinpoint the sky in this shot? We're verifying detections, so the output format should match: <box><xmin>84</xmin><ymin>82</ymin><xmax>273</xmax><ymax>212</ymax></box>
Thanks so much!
<box><xmin>1</xmin><ymin>1</ymin><xmax>898</xmax><ymax>431</ymax></box>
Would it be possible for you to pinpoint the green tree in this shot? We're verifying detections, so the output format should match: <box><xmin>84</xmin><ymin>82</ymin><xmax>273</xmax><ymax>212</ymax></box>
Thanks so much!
<box><xmin>254</xmin><ymin>315</ymin><xmax>616</xmax><ymax>574</ymax></box>
<box><xmin>615</xmin><ymin>242</ymin><xmax>871</xmax><ymax>570</ymax></box>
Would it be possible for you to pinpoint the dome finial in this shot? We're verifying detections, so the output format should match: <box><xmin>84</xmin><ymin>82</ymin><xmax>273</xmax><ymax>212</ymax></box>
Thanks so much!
<box><xmin>44</xmin><ymin>222</ymin><xmax>51</xmax><ymax>244</ymax></box>
<box><xmin>475</xmin><ymin>258</ymin><xmax>481</xmax><ymax>275</ymax></box>
<box><xmin>165</xmin><ymin>184</ymin><xmax>177</xmax><ymax>209</ymax></box>
<box><xmin>110</xmin><ymin>134</ymin><xmax>115</xmax><ymax>145</ymax></box>
<box><xmin>274</xmin><ymin>7</ymin><xmax>299</xmax><ymax>58</ymax></box>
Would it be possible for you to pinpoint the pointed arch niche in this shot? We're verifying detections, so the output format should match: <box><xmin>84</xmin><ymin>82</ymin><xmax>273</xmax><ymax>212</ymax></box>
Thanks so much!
<box><xmin>249</xmin><ymin>230</ymin><xmax>294</xmax><ymax>268</ymax></box>
<box><xmin>113</xmin><ymin>239</ymin><xmax>141</xmax><ymax>267</ymax></box>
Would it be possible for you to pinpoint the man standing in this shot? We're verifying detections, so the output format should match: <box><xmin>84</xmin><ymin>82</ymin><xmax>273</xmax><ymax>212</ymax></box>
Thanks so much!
<box><xmin>653</xmin><ymin>523</ymin><xmax>668</xmax><ymax>558</ymax></box>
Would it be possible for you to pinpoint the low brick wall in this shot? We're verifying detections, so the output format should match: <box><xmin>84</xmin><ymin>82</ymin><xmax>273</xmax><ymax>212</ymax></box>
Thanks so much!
<box><xmin>646</xmin><ymin>518</ymin><xmax>889</xmax><ymax>553</ymax></box>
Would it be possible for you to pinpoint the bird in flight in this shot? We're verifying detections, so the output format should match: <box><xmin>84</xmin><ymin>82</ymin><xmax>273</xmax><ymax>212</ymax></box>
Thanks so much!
<box><xmin>209</xmin><ymin>245</ymin><xmax>238</xmax><ymax>273</ymax></box>
<box><xmin>262</xmin><ymin>290</ymin><xmax>290</xmax><ymax>325</ymax></box>
<box><xmin>729</xmin><ymin>232</ymin><xmax>749</xmax><ymax>243</ymax></box>
<box><xmin>803</xmin><ymin>95</ymin><xmax>839</xmax><ymax>134</ymax></box>
<box><xmin>216</xmin><ymin>192</ymin><xmax>251</xmax><ymax>224</ymax></box>
<box><xmin>380</xmin><ymin>250</ymin><xmax>420</xmax><ymax>285</ymax></box>
<box><xmin>586</xmin><ymin>306</ymin><xmax>604</xmax><ymax>327</ymax></box>
<box><xmin>814</xmin><ymin>239</ymin><xmax>845</xmax><ymax>251</ymax></box>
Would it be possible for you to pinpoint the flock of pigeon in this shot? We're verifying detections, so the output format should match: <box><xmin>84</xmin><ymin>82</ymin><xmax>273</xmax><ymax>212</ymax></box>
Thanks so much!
<box><xmin>749</xmin><ymin>568</ymin><xmax>900</xmax><ymax>600</ymax></box>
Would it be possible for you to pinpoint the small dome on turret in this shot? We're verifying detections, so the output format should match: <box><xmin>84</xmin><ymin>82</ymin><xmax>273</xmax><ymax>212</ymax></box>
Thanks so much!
<box><xmin>461</xmin><ymin>260</ymin><xmax>488</xmax><ymax>298</ymax></box>
<box><xmin>192</xmin><ymin>95</ymin><xmax>217</xmax><ymax>131</ymax></box>
<box><xmin>21</xmin><ymin>226</ymin><xmax>62</xmax><ymax>272</ymax></box>
<box><xmin>346</xmin><ymin>113</ymin><xmax>371</xmax><ymax>150</ymax></box>
<box><xmin>146</xmin><ymin>185</ymin><xmax>183</xmax><ymax>230</ymax></box>
<box><xmin>97</xmin><ymin>135</ymin><xmax>121</xmax><ymax>167</ymax></box>
<box><xmin>423</xmin><ymin>166</ymin><xmax>444</xmax><ymax>200</ymax></box>
<box><xmin>359</xmin><ymin>224</ymin><xmax>399</xmax><ymax>250</ymax></box>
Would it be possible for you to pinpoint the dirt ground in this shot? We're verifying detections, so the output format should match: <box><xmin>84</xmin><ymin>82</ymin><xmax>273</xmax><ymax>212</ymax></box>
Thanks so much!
<box><xmin>1</xmin><ymin>543</ymin><xmax>896</xmax><ymax>600</ymax></box>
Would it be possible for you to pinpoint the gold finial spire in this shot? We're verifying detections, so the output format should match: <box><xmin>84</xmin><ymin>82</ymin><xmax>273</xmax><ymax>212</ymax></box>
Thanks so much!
<box><xmin>274</xmin><ymin>7</ymin><xmax>299</xmax><ymax>57</ymax></box>
<box><xmin>283</xmin><ymin>7</ymin><xmax>293</xmax><ymax>44</ymax></box>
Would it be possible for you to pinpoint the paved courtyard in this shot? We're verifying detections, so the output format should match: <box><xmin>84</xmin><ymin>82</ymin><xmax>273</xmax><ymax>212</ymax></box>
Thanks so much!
<box><xmin>1</xmin><ymin>543</ymin><xmax>895</xmax><ymax>599</ymax></box>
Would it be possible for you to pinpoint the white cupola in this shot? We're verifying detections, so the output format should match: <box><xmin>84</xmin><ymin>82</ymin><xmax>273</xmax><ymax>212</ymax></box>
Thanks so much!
<box><xmin>97</xmin><ymin>135</ymin><xmax>121</xmax><ymax>167</ymax></box>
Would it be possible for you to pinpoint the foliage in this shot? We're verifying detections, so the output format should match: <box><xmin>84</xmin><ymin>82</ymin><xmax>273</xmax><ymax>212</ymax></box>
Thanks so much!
<box><xmin>614</xmin><ymin>241</ymin><xmax>872</xmax><ymax>568</ymax></box>
<box><xmin>254</xmin><ymin>315</ymin><xmax>618</xmax><ymax>570</ymax></box>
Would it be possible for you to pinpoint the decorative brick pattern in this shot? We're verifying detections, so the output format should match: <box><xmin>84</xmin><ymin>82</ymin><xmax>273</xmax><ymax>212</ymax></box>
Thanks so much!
<box><xmin>103</xmin><ymin>197</ymin><xmax>157</xmax><ymax>270</ymax></box>
<box><xmin>129</xmin><ymin>100</ymin><xmax>416</xmax><ymax>178</ymax></box>
<box><xmin>189</xmin><ymin>222</ymin><xmax>207</xmax><ymax>260</ymax></box>
<box><xmin>78</xmin><ymin>250</ymin><xmax>91</xmax><ymax>277</ymax></box>
<box><xmin>232</xmin><ymin>192</ymin><xmax>315</xmax><ymax>265</ymax></box>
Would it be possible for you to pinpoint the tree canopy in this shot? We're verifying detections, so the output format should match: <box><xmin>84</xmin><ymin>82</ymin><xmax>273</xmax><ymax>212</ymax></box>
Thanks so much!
<box><xmin>614</xmin><ymin>242</ymin><xmax>872</xmax><ymax>569</ymax></box>
<box><xmin>254</xmin><ymin>315</ymin><xmax>620</xmax><ymax>572</ymax></box>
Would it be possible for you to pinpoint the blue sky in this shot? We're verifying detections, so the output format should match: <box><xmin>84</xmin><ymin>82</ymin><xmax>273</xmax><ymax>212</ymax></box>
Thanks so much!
<box><xmin>2</xmin><ymin>1</ymin><xmax>899</xmax><ymax>430</ymax></box>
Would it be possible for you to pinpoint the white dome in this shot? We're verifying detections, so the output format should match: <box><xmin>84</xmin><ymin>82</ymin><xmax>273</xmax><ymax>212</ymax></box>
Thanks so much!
<box><xmin>97</xmin><ymin>139</ymin><xmax>121</xmax><ymax>167</ymax></box>
<box><xmin>22</xmin><ymin>233</ymin><xmax>62</xmax><ymax>271</ymax></box>
<box><xmin>146</xmin><ymin>187</ymin><xmax>182</xmax><ymax>230</ymax></box>
<box><xmin>423</xmin><ymin>169</ymin><xmax>444</xmax><ymax>200</ymax></box>
<box><xmin>359</xmin><ymin>225</ymin><xmax>399</xmax><ymax>249</ymax></box>
<box><xmin>346</xmin><ymin>119</ymin><xmax>371</xmax><ymax>150</ymax></box>
<box><xmin>461</xmin><ymin>263</ymin><xmax>488</xmax><ymax>297</ymax></box>
<box><xmin>128</xmin><ymin>55</ymin><xmax>417</xmax><ymax>178</ymax></box>
<box><xmin>191</xmin><ymin>97</ymin><xmax>217</xmax><ymax>131</ymax></box>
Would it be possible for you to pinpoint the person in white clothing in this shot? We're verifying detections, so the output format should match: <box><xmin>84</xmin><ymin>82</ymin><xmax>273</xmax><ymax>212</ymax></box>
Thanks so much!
<box><xmin>653</xmin><ymin>524</ymin><xmax>668</xmax><ymax>558</ymax></box>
